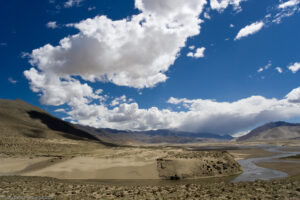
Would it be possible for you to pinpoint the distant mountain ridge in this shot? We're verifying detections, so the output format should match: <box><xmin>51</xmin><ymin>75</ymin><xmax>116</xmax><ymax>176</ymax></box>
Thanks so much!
<box><xmin>237</xmin><ymin>121</ymin><xmax>300</xmax><ymax>141</ymax></box>
<box><xmin>77</xmin><ymin>125</ymin><xmax>233</xmax><ymax>145</ymax></box>
<box><xmin>101</xmin><ymin>128</ymin><xmax>233</xmax><ymax>139</ymax></box>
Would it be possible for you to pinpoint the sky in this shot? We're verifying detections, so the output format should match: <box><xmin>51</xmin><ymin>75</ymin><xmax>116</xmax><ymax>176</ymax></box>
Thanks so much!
<box><xmin>1</xmin><ymin>0</ymin><xmax>300</xmax><ymax>136</ymax></box>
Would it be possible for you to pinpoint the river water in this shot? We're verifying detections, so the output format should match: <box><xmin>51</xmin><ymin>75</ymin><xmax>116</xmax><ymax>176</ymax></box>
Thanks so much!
<box><xmin>232</xmin><ymin>146</ymin><xmax>300</xmax><ymax>182</ymax></box>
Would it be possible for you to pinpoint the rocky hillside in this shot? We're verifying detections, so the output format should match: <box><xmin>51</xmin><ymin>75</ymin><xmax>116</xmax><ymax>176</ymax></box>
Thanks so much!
<box><xmin>237</xmin><ymin>121</ymin><xmax>300</xmax><ymax>141</ymax></box>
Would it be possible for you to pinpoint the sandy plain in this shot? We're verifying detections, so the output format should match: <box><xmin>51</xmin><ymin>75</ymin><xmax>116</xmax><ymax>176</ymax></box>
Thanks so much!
<box><xmin>0</xmin><ymin>139</ymin><xmax>300</xmax><ymax>199</ymax></box>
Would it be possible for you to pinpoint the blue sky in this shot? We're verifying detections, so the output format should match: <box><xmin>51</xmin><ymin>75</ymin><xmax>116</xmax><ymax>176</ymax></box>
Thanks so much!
<box><xmin>1</xmin><ymin>0</ymin><xmax>300</xmax><ymax>135</ymax></box>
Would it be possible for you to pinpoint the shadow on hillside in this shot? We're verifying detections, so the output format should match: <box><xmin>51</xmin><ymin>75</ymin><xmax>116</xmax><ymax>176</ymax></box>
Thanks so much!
<box><xmin>27</xmin><ymin>110</ymin><xmax>101</xmax><ymax>141</ymax></box>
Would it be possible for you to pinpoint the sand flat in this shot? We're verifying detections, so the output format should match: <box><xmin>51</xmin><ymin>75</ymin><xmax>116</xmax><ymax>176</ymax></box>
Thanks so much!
<box><xmin>20</xmin><ymin>147</ymin><xmax>167</xmax><ymax>179</ymax></box>
<box><xmin>22</xmin><ymin>156</ymin><xmax>159</xmax><ymax>179</ymax></box>
<box><xmin>25</xmin><ymin>163</ymin><xmax>159</xmax><ymax>179</ymax></box>
<box><xmin>0</xmin><ymin>157</ymin><xmax>51</xmax><ymax>174</ymax></box>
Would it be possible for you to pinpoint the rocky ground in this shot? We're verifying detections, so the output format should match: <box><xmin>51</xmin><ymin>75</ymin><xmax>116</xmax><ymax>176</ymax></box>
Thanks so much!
<box><xmin>157</xmin><ymin>151</ymin><xmax>242</xmax><ymax>179</ymax></box>
<box><xmin>0</xmin><ymin>175</ymin><xmax>300</xmax><ymax>200</ymax></box>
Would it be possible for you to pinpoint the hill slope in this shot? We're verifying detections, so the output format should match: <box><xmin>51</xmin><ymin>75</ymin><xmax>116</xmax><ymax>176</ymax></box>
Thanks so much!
<box><xmin>0</xmin><ymin>99</ymin><xmax>109</xmax><ymax>156</ymax></box>
<box><xmin>0</xmin><ymin>99</ymin><xmax>100</xmax><ymax>141</ymax></box>
<box><xmin>237</xmin><ymin>121</ymin><xmax>300</xmax><ymax>141</ymax></box>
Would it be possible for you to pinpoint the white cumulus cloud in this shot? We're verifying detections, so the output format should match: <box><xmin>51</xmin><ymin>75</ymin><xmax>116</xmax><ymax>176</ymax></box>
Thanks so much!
<box><xmin>8</xmin><ymin>77</ymin><xmax>17</xmax><ymax>84</ymax></box>
<box><xmin>210</xmin><ymin>0</ymin><xmax>247</xmax><ymax>12</ymax></box>
<box><xmin>88</xmin><ymin>6</ymin><xmax>96</xmax><ymax>11</ymax></box>
<box><xmin>187</xmin><ymin>47</ymin><xmax>206</xmax><ymax>58</ymax></box>
<box><xmin>24</xmin><ymin>68</ymin><xmax>100</xmax><ymax>106</ymax></box>
<box><xmin>64</xmin><ymin>0</ymin><xmax>84</xmax><ymax>8</ymax></box>
<box><xmin>110</xmin><ymin>95</ymin><xmax>128</xmax><ymax>107</ymax></box>
<box><xmin>257</xmin><ymin>61</ymin><xmax>272</xmax><ymax>73</ymax></box>
<box><xmin>288</xmin><ymin>62</ymin><xmax>300</xmax><ymax>73</ymax></box>
<box><xmin>235</xmin><ymin>21</ymin><xmax>264</xmax><ymax>40</ymax></box>
<box><xmin>257</xmin><ymin>68</ymin><xmax>264</xmax><ymax>73</ymax></box>
<box><xmin>275</xmin><ymin>67</ymin><xmax>283</xmax><ymax>73</ymax></box>
<box><xmin>26</xmin><ymin>0</ymin><xmax>207</xmax><ymax>89</ymax></box>
<box><xmin>286</xmin><ymin>87</ymin><xmax>300</xmax><ymax>103</ymax></box>
<box><xmin>46</xmin><ymin>21</ymin><xmax>58</xmax><ymax>29</ymax></box>
<box><xmin>278</xmin><ymin>0</ymin><xmax>300</xmax><ymax>9</ymax></box>
<box><xmin>189</xmin><ymin>45</ymin><xmax>195</xmax><ymax>50</ymax></box>
<box><xmin>204</xmin><ymin>12</ymin><xmax>211</xmax><ymax>19</ymax></box>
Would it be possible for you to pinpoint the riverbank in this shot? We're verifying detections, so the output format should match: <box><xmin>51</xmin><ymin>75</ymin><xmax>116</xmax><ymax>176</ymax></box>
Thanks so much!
<box><xmin>257</xmin><ymin>162</ymin><xmax>300</xmax><ymax>176</ymax></box>
<box><xmin>230</xmin><ymin>145</ymin><xmax>300</xmax><ymax>182</ymax></box>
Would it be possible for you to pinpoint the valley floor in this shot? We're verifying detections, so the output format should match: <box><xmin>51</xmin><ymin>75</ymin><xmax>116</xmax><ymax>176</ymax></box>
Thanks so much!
<box><xmin>0</xmin><ymin>140</ymin><xmax>300</xmax><ymax>199</ymax></box>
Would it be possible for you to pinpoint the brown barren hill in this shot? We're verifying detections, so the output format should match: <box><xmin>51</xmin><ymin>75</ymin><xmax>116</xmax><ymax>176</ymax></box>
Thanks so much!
<box><xmin>237</xmin><ymin>121</ymin><xmax>300</xmax><ymax>141</ymax></box>
<box><xmin>0</xmin><ymin>99</ymin><xmax>111</xmax><ymax>156</ymax></box>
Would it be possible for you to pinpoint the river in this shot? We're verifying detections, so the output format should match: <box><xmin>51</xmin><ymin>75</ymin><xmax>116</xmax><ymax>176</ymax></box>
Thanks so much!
<box><xmin>232</xmin><ymin>146</ymin><xmax>300</xmax><ymax>182</ymax></box>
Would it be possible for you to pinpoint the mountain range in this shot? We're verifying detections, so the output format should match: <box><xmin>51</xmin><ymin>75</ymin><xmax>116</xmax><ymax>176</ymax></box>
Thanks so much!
<box><xmin>237</xmin><ymin>121</ymin><xmax>300</xmax><ymax>141</ymax></box>
<box><xmin>77</xmin><ymin>125</ymin><xmax>233</xmax><ymax>145</ymax></box>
